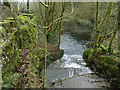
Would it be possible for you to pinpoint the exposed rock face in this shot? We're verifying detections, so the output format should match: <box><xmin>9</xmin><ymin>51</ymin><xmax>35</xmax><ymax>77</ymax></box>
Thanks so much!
<box><xmin>52</xmin><ymin>74</ymin><xmax>110</xmax><ymax>88</ymax></box>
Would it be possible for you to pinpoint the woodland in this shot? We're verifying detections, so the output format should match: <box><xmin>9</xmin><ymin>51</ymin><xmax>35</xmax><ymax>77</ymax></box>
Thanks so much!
<box><xmin>0</xmin><ymin>1</ymin><xmax>120</xmax><ymax>89</ymax></box>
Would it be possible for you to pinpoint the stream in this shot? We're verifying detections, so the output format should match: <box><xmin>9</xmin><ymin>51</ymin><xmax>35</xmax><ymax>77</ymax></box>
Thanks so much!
<box><xmin>43</xmin><ymin>30</ymin><xmax>110</xmax><ymax>88</ymax></box>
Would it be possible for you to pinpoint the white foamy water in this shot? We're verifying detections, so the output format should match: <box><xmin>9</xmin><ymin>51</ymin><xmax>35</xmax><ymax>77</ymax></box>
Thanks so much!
<box><xmin>60</xmin><ymin>34</ymin><xmax>87</xmax><ymax>55</ymax></box>
<box><xmin>62</xmin><ymin>63</ymin><xmax>82</xmax><ymax>68</ymax></box>
<box><xmin>45</xmin><ymin>33</ymin><xmax>93</xmax><ymax>87</ymax></box>
<box><xmin>61</xmin><ymin>54</ymin><xmax>92</xmax><ymax>74</ymax></box>
<box><xmin>59</xmin><ymin>34</ymin><xmax>92</xmax><ymax>73</ymax></box>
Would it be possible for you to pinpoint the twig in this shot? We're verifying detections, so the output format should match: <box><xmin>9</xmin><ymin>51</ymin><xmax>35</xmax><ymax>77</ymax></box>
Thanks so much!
<box><xmin>38</xmin><ymin>0</ymin><xmax>49</xmax><ymax>8</ymax></box>
<box><xmin>88</xmin><ymin>51</ymin><xmax>108</xmax><ymax>65</ymax></box>
<box><xmin>29</xmin><ymin>2</ymin><xmax>74</xmax><ymax>30</ymax></box>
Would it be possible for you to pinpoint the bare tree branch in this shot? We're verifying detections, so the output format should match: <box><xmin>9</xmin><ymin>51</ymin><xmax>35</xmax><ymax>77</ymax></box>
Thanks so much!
<box><xmin>29</xmin><ymin>2</ymin><xmax>74</xmax><ymax>30</ymax></box>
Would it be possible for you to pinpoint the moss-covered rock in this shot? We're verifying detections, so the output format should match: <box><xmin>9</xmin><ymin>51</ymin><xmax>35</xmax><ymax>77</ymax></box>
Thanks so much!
<box><xmin>83</xmin><ymin>48</ymin><xmax>120</xmax><ymax>87</ymax></box>
<box><xmin>31</xmin><ymin>45</ymin><xmax>64</xmax><ymax>66</ymax></box>
<box><xmin>49</xmin><ymin>49</ymin><xmax>64</xmax><ymax>62</ymax></box>
<box><xmin>83</xmin><ymin>48</ymin><xmax>93</xmax><ymax>60</ymax></box>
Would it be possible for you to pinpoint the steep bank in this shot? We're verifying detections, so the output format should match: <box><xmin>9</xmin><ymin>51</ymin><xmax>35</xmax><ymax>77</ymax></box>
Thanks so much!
<box><xmin>83</xmin><ymin>48</ymin><xmax>120</xmax><ymax>88</ymax></box>
<box><xmin>1</xmin><ymin>14</ymin><xmax>64</xmax><ymax>88</ymax></box>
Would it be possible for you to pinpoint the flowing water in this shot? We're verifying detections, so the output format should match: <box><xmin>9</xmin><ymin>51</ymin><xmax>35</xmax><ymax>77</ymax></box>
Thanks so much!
<box><xmin>43</xmin><ymin>31</ymin><xmax>110</xmax><ymax>88</ymax></box>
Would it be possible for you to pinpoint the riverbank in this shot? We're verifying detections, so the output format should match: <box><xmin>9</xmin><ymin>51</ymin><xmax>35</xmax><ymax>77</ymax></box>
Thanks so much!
<box><xmin>1</xmin><ymin>14</ymin><xmax>64</xmax><ymax>88</ymax></box>
<box><xmin>83</xmin><ymin>48</ymin><xmax>120</xmax><ymax>88</ymax></box>
<box><xmin>43</xmin><ymin>33</ymin><xmax>111</xmax><ymax>88</ymax></box>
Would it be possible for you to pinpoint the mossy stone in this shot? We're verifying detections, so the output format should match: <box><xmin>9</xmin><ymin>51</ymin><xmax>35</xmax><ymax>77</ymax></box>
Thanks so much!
<box><xmin>83</xmin><ymin>47</ymin><xmax>120</xmax><ymax>87</ymax></box>
<box><xmin>83</xmin><ymin>48</ymin><xmax>93</xmax><ymax>59</ymax></box>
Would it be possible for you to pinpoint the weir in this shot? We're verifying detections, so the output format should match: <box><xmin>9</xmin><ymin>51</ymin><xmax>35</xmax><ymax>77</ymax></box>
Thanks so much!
<box><xmin>42</xmin><ymin>30</ymin><xmax>110</xmax><ymax>88</ymax></box>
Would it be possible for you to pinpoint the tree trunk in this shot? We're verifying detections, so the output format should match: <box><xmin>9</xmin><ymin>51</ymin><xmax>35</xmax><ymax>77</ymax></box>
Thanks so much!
<box><xmin>118</xmin><ymin>2</ymin><xmax>120</xmax><ymax>54</ymax></box>
<box><xmin>99</xmin><ymin>3</ymin><xmax>114</xmax><ymax>45</ymax></box>
<box><xmin>93</xmin><ymin>2</ymin><xmax>99</xmax><ymax>55</ymax></box>
<box><xmin>108</xmin><ymin>28</ymin><xmax>118</xmax><ymax>53</ymax></box>
<box><xmin>27</xmin><ymin>0</ymin><xmax>29</xmax><ymax>14</ymax></box>
<box><xmin>58</xmin><ymin>2</ymin><xmax>66</xmax><ymax>48</ymax></box>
